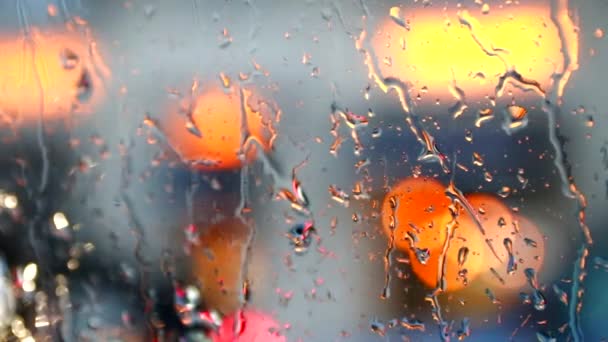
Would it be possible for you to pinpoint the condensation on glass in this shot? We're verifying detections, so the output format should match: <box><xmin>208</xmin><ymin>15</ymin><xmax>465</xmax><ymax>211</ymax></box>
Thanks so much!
<box><xmin>0</xmin><ymin>0</ymin><xmax>607</xmax><ymax>341</ymax></box>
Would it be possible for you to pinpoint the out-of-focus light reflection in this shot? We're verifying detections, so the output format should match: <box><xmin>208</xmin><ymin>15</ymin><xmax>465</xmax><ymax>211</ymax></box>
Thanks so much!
<box><xmin>373</xmin><ymin>3</ymin><xmax>563</xmax><ymax>101</ymax></box>
<box><xmin>52</xmin><ymin>212</ymin><xmax>69</xmax><ymax>230</ymax></box>
<box><xmin>191</xmin><ymin>217</ymin><xmax>252</xmax><ymax>314</ymax></box>
<box><xmin>381</xmin><ymin>177</ymin><xmax>485</xmax><ymax>291</ymax></box>
<box><xmin>0</xmin><ymin>28</ymin><xmax>110</xmax><ymax>126</ymax></box>
<box><xmin>162</xmin><ymin>84</ymin><xmax>276</xmax><ymax>171</ymax></box>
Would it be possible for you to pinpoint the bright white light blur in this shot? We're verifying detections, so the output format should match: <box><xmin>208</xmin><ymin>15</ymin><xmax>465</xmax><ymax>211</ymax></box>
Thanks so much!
<box><xmin>22</xmin><ymin>263</ymin><xmax>37</xmax><ymax>281</ymax></box>
<box><xmin>22</xmin><ymin>280</ymin><xmax>35</xmax><ymax>293</ymax></box>
<box><xmin>52</xmin><ymin>212</ymin><xmax>69</xmax><ymax>230</ymax></box>
<box><xmin>2</xmin><ymin>194</ymin><xmax>17</xmax><ymax>209</ymax></box>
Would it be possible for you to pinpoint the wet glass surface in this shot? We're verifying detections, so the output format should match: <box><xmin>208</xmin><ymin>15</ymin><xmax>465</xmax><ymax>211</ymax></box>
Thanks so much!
<box><xmin>0</xmin><ymin>0</ymin><xmax>607</xmax><ymax>341</ymax></box>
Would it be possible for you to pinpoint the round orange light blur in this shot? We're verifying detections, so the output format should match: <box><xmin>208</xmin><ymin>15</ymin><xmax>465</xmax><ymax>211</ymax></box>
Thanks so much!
<box><xmin>0</xmin><ymin>29</ymin><xmax>109</xmax><ymax>125</ymax></box>
<box><xmin>372</xmin><ymin>3</ymin><xmax>563</xmax><ymax>101</ymax></box>
<box><xmin>478</xmin><ymin>215</ymin><xmax>545</xmax><ymax>290</ymax></box>
<box><xmin>162</xmin><ymin>85</ymin><xmax>274</xmax><ymax>171</ymax></box>
<box><xmin>191</xmin><ymin>218</ymin><xmax>252</xmax><ymax>314</ymax></box>
<box><xmin>381</xmin><ymin>177</ymin><xmax>451</xmax><ymax>253</ymax></box>
<box><xmin>210</xmin><ymin>310</ymin><xmax>285</xmax><ymax>342</ymax></box>
<box><xmin>381</xmin><ymin>177</ymin><xmax>487</xmax><ymax>291</ymax></box>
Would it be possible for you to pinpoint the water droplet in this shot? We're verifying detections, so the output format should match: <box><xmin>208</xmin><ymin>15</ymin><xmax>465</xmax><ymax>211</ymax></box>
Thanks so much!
<box><xmin>218</xmin><ymin>28</ymin><xmax>233</xmax><ymax>48</ymax></box>
<box><xmin>456</xmin><ymin>318</ymin><xmax>471</xmax><ymax>340</ymax></box>
<box><xmin>185</xmin><ymin>119</ymin><xmax>203</xmax><ymax>138</ymax></box>
<box><xmin>502</xmin><ymin>105</ymin><xmax>529</xmax><ymax>135</ymax></box>
<box><xmin>370</xmin><ymin>319</ymin><xmax>386</xmax><ymax>337</ymax></box>
<box><xmin>60</xmin><ymin>48</ymin><xmax>79</xmax><ymax>70</ymax></box>
<box><xmin>465</xmin><ymin>129</ymin><xmax>473</xmax><ymax>142</ymax></box>
<box><xmin>475</xmin><ymin>108</ymin><xmax>494</xmax><ymax>127</ymax></box>
<box><xmin>552</xmin><ymin>284</ymin><xmax>568</xmax><ymax>306</ymax></box>
<box><xmin>219</xmin><ymin>72</ymin><xmax>231</xmax><ymax>88</ymax></box>
<box><xmin>484</xmin><ymin>171</ymin><xmax>493</xmax><ymax>183</ymax></box>
<box><xmin>413</xmin><ymin>248</ymin><xmax>430</xmax><ymax>265</ymax></box>
<box><xmin>472</xmin><ymin>152</ymin><xmax>484</xmax><ymax>167</ymax></box>
<box><xmin>497</xmin><ymin>186</ymin><xmax>511</xmax><ymax>198</ymax></box>
<box><xmin>287</xmin><ymin>222</ymin><xmax>316</xmax><ymax>255</ymax></box>
<box><xmin>76</xmin><ymin>69</ymin><xmax>93</xmax><ymax>103</ymax></box>
<box><xmin>400</xmin><ymin>317</ymin><xmax>425</xmax><ymax>331</ymax></box>
<box><xmin>457</xmin><ymin>247</ymin><xmax>469</xmax><ymax>267</ymax></box>
<box><xmin>485</xmin><ymin>288</ymin><xmax>501</xmax><ymax>304</ymax></box>
<box><xmin>504</xmin><ymin>238</ymin><xmax>517</xmax><ymax>274</ymax></box>
<box><xmin>524</xmin><ymin>238</ymin><xmax>538</xmax><ymax>248</ymax></box>
<box><xmin>329</xmin><ymin>185</ymin><xmax>350</xmax><ymax>207</ymax></box>
<box><xmin>532</xmin><ymin>289</ymin><xmax>546</xmax><ymax>311</ymax></box>
<box><xmin>389</xmin><ymin>7</ymin><xmax>410</xmax><ymax>30</ymax></box>
<box><xmin>525</xmin><ymin>268</ymin><xmax>539</xmax><ymax>289</ymax></box>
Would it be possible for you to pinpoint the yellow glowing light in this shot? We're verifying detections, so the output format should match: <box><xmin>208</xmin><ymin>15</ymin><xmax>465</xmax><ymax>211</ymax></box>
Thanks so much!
<box><xmin>372</xmin><ymin>3</ymin><xmax>564</xmax><ymax>101</ymax></box>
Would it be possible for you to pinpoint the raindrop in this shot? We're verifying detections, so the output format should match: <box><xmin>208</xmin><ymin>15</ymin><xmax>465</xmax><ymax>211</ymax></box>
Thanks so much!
<box><xmin>465</xmin><ymin>129</ymin><xmax>473</xmax><ymax>142</ymax></box>
<box><xmin>485</xmin><ymin>288</ymin><xmax>501</xmax><ymax>304</ymax></box>
<box><xmin>413</xmin><ymin>248</ymin><xmax>430</xmax><ymax>265</ymax></box>
<box><xmin>76</xmin><ymin>69</ymin><xmax>93</xmax><ymax>103</ymax></box>
<box><xmin>497</xmin><ymin>186</ymin><xmax>511</xmax><ymax>198</ymax></box>
<box><xmin>552</xmin><ymin>284</ymin><xmax>568</xmax><ymax>306</ymax></box>
<box><xmin>456</xmin><ymin>318</ymin><xmax>471</xmax><ymax>340</ymax></box>
<box><xmin>475</xmin><ymin>108</ymin><xmax>494</xmax><ymax>127</ymax></box>
<box><xmin>370</xmin><ymin>319</ymin><xmax>386</xmax><ymax>337</ymax></box>
<box><xmin>524</xmin><ymin>268</ymin><xmax>539</xmax><ymax>289</ymax></box>
<box><xmin>389</xmin><ymin>7</ymin><xmax>410</xmax><ymax>30</ymax></box>
<box><xmin>504</xmin><ymin>238</ymin><xmax>517</xmax><ymax>274</ymax></box>
<box><xmin>484</xmin><ymin>171</ymin><xmax>493</xmax><ymax>183</ymax></box>
<box><xmin>502</xmin><ymin>105</ymin><xmax>529</xmax><ymax>135</ymax></box>
<box><xmin>532</xmin><ymin>289</ymin><xmax>547</xmax><ymax>311</ymax></box>
<box><xmin>60</xmin><ymin>48</ymin><xmax>79</xmax><ymax>70</ymax></box>
<box><xmin>329</xmin><ymin>185</ymin><xmax>350</xmax><ymax>207</ymax></box>
<box><xmin>472</xmin><ymin>152</ymin><xmax>484</xmax><ymax>167</ymax></box>
<box><xmin>524</xmin><ymin>238</ymin><xmax>538</xmax><ymax>248</ymax></box>
<box><xmin>185</xmin><ymin>120</ymin><xmax>203</xmax><ymax>138</ymax></box>
<box><xmin>400</xmin><ymin>317</ymin><xmax>425</xmax><ymax>331</ymax></box>
<box><xmin>287</xmin><ymin>222</ymin><xmax>316</xmax><ymax>255</ymax></box>
<box><xmin>457</xmin><ymin>247</ymin><xmax>469</xmax><ymax>267</ymax></box>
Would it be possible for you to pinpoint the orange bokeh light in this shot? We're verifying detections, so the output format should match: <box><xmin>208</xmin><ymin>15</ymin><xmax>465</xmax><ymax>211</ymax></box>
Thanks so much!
<box><xmin>162</xmin><ymin>85</ymin><xmax>275</xmax><ymax>171</ymax></box>
<box><xmin>0</xmin><ymin>29</ymin><xmax>109</xmax><ymax>125</ymax></box>
<box><xmin>381</xmin><ymin>177</ymin><xmax>486</xmax><ymax>291</ymax></box>
<box><xmin>372</xmin><ymin>3</ymin><xmax>563</xmax><ymax>101</ymax></box>
<box><xmin>191</xmin><ymin>218</ymin><xmax>252</xmax><ymax>314</ymax></box>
